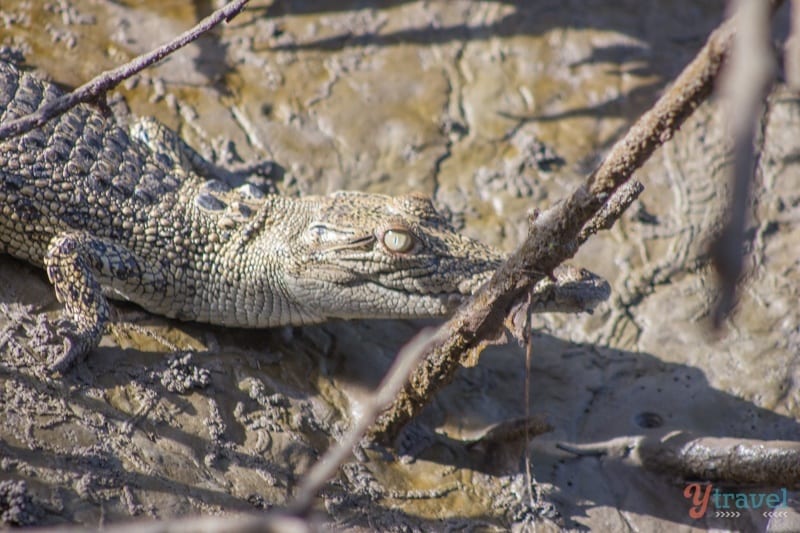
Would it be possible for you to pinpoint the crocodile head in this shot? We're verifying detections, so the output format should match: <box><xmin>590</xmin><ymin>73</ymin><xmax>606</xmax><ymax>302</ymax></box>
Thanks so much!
<box><xmin>282</xmin><ymin>191</ymin><xmax>504</xmax><ymax>323</ymax></box>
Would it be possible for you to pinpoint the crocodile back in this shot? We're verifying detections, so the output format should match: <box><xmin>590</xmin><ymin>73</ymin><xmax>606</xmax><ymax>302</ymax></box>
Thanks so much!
<box><xmin>0</xmin><ymin>60</ymin><xmax>193</xmax><ymax>265</ymax></box>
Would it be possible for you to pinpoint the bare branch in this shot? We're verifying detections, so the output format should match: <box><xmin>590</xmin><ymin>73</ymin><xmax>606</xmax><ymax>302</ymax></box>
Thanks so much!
<box><xmin>638</xmin><ymin>432</ymin><xmax>800</xmax><ymax>486</ymax></box>
<box><xmin>578</xmin><ymin>180</ymin><xmax>645</xmax><ymax>244</ymax></box>
<box><xmin>288</xmin><ymin>329</ymin><xmax>443</xmax><ymax>515</ymax></box>
<box><xmin>65</xmin><ymin>511</ymin><xmax>310</xmax><ymax>533</ymax></box>
<box><xmin>559</xmin><ymin>432</ymin><xmax>800</xmax><ymax>487</ymax></box>
<box><xmin>711</xmin><ymin>0</ymin><xmax>776</xmax><ymax>327</ymax></box>
<box><xmin>0</xmin><ymin>0</ymin><xmax>251</xmax><ymax>142</ymax></box>
<box><xmin>787</xmin><ymin>0</ymin><xmax>800</xmax><ymax>89</ymax></box>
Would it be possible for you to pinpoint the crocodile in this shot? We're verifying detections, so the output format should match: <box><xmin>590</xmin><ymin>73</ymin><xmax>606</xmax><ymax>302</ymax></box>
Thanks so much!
<box><xmin>0</xmin><ymin>60</ymin><xmax>609</xmax><ymax>371</ymax></box>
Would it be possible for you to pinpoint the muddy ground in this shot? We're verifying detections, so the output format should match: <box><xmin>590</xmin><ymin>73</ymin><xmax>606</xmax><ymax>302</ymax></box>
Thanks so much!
<box><xmin>1</xmin><ymin>1</ymin><xmax>799</xmax><ymax>531</ymax></box>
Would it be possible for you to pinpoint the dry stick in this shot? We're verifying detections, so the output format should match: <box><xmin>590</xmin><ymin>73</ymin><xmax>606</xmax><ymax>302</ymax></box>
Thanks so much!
<box><xmin>637</xmin><ymin>432</ymin><xmax>800</xmax><ymax>487</ymax></box>
<box><xmin>288</xmin><ymin>328</ymin><xmax>443</xmax><ymax>515</ymax></box>
<box><xmin>578</xmin><ymin>179</ymin><xmax>644</xmax><ymax>243</ymax></box>
<box><xmin>85</xmin><ymin>512</ymin><xmax>310</xmax><ymax>533</ymax></box>
<box><xmin>711</xmin><ymin>0</ymin><xmax>776</xmax><ymax>327</ymax></box>
<box><xmin>522</xmin><ymin>298</ymin><xmax>538</xmax><ymax>509</ymax></box>
<box><xmin>787</xmin><ymin>0</ymin><xmax>800</xmax><ymax>89</ymax></box>
<box><xmin>367</xmin><ymin>1</ymin><xmax>785</xmax><ymax>445</ymax></box>
<box><xmin>558</xmin><ymin>432</ymin><xmax>800</xmax><ymax>488</ymax></box>
<box><xmin>0</xmin><ymin>0</ymin><xmax>251</xmax><ymax>142</ymax></box>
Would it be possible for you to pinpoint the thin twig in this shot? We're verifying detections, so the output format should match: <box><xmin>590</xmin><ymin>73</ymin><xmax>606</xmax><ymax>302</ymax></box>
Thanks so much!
<box><xmin>787</xmin><ymin>0</ymin><xmax>800</xmax><ymax>89</ymax></box>
<box><xmin>65</xmin><ymin>511</ymin><xmax>309</xmax><ymax>533</ymax></box>
<box><xmin>288</xmin><ymin>328</ymin><xmax>442</xmax><ymax>516</ymax></box>
<box><xmin>523</xmin><ymin>297</ymin><xmax>537</xmax><ymax>508</ymax></box>
<box><xmin>367</xmin><ymin>0</ymin><xmax>786</xmax><ymax>445</ymax></box>
<box><xmin>578</xmin><ymin>180</ymin><xmax>644</xmax><ymax>244</ymax></box>
<box><xmin>711</xmin><ymin>0</ymin><xmax>775</xmax><ymax>327</ymax></box>
<box><xmin>0</xmin><ymin>0</ymin><xmax>251</xmax><ymax>142</ymax></box>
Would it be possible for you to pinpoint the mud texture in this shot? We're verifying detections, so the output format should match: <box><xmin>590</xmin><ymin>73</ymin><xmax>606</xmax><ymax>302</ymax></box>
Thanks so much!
<box><xmin>1</xmin><ymin>1</ymin><xmax>799</xmax><ymax>531</ymax></box>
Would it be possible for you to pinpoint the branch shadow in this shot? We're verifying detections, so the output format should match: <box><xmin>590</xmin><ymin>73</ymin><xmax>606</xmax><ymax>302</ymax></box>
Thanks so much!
<box><xmin>267</xmin><ymin>0</ymin><xmax>715</xmax><ymax>56</ymax></box>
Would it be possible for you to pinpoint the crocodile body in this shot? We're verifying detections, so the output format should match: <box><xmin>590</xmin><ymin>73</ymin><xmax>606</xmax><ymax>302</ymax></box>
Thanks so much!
<box><xmin>0</xmin><ymin>61</ymin><xmax>607</xmax><ymax>371</ymax></box>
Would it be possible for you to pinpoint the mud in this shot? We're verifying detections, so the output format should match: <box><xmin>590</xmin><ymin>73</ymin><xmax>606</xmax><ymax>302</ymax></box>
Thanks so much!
<box><xmin>1</xmin><ymin>1</ymin><xmax>799</xmax><ymax>530</ymax></box>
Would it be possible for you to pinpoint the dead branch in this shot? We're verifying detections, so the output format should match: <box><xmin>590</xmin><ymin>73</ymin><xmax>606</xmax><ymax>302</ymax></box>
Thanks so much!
<box><xmin>638</xmin><ymin>432</ymin><xmax>800</xmax><ymax>487</ymax></box>
<box><xmin>558</xmin><ymin>431</ymin><xmax>800</xmax><ymax>487</ymax></box>
<box><xmin>54</xmin><ymin>512</ymin><xmax>310</xmax><ymax>533</ymax></box>
<box><xmin>0</xmin><ymin>0</ymin><xmax>250</xmax><ymax>142</ymax></box>
<box><xmin>578</xmin><ymin>179</ymin><xmax>644</xmax><ymax>243</ymax></box>
<box><xmin>711</xmin><ymin>0</ymin><xmax>776</xmax><ymax>326</ymax></box>
<box><xmin>287</xmin><ymin>328</ymin><xmax>442</xmax><ymax>515</ymax></box>
<box><xmin>367</xmin><ymin>0</ymin><xmax>786</xmax><ymax>445</ymax></box>
<box><xmin>787</xmin><ymin>0</ymin><xmax>800</xmax><ymax>89</ymax></box>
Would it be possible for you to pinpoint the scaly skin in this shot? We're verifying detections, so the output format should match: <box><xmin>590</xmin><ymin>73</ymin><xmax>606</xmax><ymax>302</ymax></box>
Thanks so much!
<box><xmin>0</xmin><ymin>60</ymin><xmax>607</xmax><ymax>371</ymax></box>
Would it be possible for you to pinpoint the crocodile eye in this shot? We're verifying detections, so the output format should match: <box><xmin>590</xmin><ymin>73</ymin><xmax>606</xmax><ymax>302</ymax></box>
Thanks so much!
<box><xmin>382</xmin><ymin>229</ymin><xmax>415</xmax><ymax>253</ymax></box>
